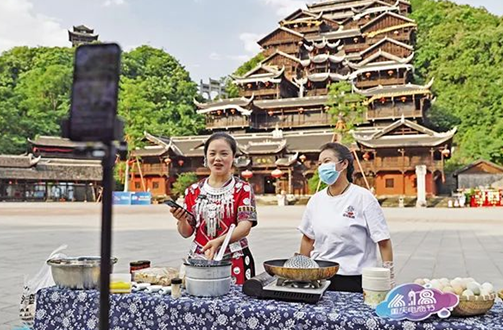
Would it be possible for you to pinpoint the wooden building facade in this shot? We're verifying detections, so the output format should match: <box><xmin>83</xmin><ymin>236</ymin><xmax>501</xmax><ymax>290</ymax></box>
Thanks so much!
<box><xmin>68</xmin><ymin>25</ymin><xmax>98</xmax><ymax>47</ymax></box>
<box><xmin>0</xmin><ymin>137</ymin><xmax>102</xmax><ymax>202</ymax></box>
<box><xmin>132</xmin><ymin>0</ymin><xmax>455</xmax><ymax>197</ymax></box>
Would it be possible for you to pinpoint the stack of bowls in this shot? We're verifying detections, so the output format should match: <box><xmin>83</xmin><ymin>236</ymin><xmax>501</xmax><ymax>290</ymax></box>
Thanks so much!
<box><xmin>362</xmin><ymin>267</ymin><xmax>391</xmax><ymax>308</ymax></box>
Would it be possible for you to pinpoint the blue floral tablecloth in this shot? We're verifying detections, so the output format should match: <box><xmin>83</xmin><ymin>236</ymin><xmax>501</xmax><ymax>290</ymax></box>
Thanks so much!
<box><xmin>34</xmin><ymin>286</ymin><xmax>503</xmax><ymax>330</ymax></box>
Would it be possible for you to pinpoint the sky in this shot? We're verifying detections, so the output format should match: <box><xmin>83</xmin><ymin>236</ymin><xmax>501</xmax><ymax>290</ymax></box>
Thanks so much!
<box><xmin>0</xmin><ymin>0</ymin><xmax>501</xmax><ymax>84</ymax></box>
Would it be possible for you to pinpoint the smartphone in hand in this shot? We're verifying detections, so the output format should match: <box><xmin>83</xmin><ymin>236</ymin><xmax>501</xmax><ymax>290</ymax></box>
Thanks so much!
<box><xmin>165</xmin><ymin>200</ymin><xmax>194</xmax><ymax>219</ymax></box>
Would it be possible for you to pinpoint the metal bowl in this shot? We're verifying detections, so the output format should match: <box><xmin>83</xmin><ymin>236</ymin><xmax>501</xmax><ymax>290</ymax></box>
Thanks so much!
<box><xmin>263</xmin><ymin>259</ymin><xmax>339</xmax><ymax>282</ymax></box>
<box><xmin>47</xmin><ymin>256</ymin><xmax>118</xmax><ymax>290</ymax></box>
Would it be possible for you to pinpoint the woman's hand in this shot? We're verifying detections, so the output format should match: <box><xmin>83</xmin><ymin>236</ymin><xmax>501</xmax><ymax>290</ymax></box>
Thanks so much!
<box><xmin>201</xmin><ymin>238</ymin><xmax>223</xmax><ymax>260</ymax></box>
<box><xmin>378</xmin><ymin>239</ymin><xmax>394</xmax><ymax>287</ymax></box>
<box><xmin>170</xmin><ymin>207</ymin><xmax>191</xmax><ymax>223</ymax></box>
<box><xmin>170</xmin><ymin>207</ymin><xmax>194</xmax><ymax>238</ymax></box>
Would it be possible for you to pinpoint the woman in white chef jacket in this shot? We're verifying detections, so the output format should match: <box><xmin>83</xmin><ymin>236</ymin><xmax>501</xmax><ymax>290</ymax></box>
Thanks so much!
<box><xmin>298</xmin><ymin>142</ymin><xmax>394</xmax><ymax>292</ymax></box>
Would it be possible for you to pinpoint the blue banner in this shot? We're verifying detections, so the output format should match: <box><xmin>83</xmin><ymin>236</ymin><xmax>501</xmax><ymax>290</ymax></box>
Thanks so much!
<box><xmin>113</xmin><ymin>192</ymin><xmax>132</xmax><ymax>205</ymax></box>
<box><xmin>131</xmin><ymin>192</ymin><xmax>151</xmax><ymax>205</ymax></box>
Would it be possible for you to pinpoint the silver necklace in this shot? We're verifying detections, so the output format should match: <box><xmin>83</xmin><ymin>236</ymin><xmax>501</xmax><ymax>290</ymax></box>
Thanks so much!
<box><xmin>196</xmin><ymin>177</ymin><xmax>235</xmax><ymax>238</ymax></box>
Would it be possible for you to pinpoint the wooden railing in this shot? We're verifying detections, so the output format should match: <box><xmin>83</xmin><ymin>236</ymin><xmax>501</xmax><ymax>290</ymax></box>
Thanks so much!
<box><xmin>253</xmin><ymin>112</ymin><xmax>332</xmax><ymax>129</ymax></box>
<box><xmin>367</xmin><ymin>33</ymin><xmax>412</xmax><ymax>45</ymax></box>
<box><xmin>206</xmin><ymin>116</ymin><xmax>250</xmax><ymax>129</ymax></box>
<box><xmin>305</xmin><ymin>88</ymin><xmax>329</xmax><ymax>96</ymax></box>
<box><xmin>356</xmin><ymin>158</ymin><xmax>444</xmax><ymax>173</ymax></box>
<box><xmin>140</xmin><ymin>163</ymin><xmax>169</xmax><ymax>175</ymax></box>
<box><xmin>366</xmin><ymin>107</ymin><xmax>422</xmax><ymax>120</ymax></box>
<box><xmin>355</xmin><ymin>77</ymin><xmax>406</xmax><ymax>89</ymax></box>
<box><xmin>247</xmin><ymin>88</ymin><xmax>278</xmax><ymax>97</ymax></box>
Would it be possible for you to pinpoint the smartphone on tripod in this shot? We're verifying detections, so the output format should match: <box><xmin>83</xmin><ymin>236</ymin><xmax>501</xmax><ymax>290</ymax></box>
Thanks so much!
<box><xmin>68</xmin><ymin>43</ymin><xmax>121</xmax><ymax>142</ymax></box>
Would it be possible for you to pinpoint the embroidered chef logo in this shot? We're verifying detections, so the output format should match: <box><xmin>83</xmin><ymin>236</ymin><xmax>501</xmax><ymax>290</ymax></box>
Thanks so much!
<box><xmin>343</xmin><ymin>206</ymin><xmax>355</xmax><ymax>219</ymax></box>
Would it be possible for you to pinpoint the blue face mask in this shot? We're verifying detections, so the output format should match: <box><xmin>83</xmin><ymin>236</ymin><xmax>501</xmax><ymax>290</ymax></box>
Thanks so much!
<box><xmin>318</xmin><ymin>161</ymin><xmax>342</xmax><ymax>185</ymax></box>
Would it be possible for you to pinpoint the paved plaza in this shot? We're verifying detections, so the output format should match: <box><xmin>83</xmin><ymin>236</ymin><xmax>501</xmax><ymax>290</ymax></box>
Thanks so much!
<box><xmin>1</xmin><ymin>203</ymin><xmax>503</xmax><ymax>329</ymax></box>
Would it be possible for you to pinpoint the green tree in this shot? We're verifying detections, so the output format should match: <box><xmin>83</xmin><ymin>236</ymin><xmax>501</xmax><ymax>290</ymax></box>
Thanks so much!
<box><xmin>171</xmin><ymin>172</ymin><xmax>198</xmax><ymax>198</ymax></box>
<box><xmin>0</xmin><ymin>47</ymin><xmax>73</xmax><ymax>153</ymax></box>
<box><xmin>119</xmin><ymin>46</ymin><xmax>204</xmax><ymax>147</ymax></box>
<box><xmin>326</xmin><ymin>81</ymin><xmax>367</xmax><ymax>143</ymax></box>
<box><xmin>411</xmin><ymin>0</ymin><xmax>503</xmax><ymax>165</ymax></box>
<box><xmin>307</xmin><ymin>170</ymin><xmax>327</xmax><ymax>194</ymax></box>
<box><xmin>0</xmin><ymin>45</ymin><xmax>204</xmax><ymax>154</ymax></box>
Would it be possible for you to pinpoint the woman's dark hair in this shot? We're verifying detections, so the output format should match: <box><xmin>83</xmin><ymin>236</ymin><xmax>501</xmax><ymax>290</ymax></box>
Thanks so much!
<box><xmin>204</xmin><ymin>132</ymin><xmax>237</xmax><ymax>156</ymax></box>
<box><xmin>320</xmin><ymin>142</ymin><xmax>354</xmax><ymax>182</ymax></box>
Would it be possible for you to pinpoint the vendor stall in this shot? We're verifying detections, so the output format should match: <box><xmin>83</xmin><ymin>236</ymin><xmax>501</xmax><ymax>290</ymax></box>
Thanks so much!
<box><xmin>468</xmin><ymin>188</ymin><xmax>503</xmax><ymax>207</ymax></box>
<box><xmin>34</xmin><ymin>286</ymin><xmax>503</xmax><ymax>330</ymax></box>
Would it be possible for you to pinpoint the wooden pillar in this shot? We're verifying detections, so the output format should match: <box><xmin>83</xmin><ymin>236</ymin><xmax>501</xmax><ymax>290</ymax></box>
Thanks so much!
<box><xmin>399</xmin><ymin>148</ymin><xmax>405</xmax><ymax>195</ymax></box>
<box><xmin>288</xmin><ymin>168</ymin><xmax>292</xmax><ymax>195</ymax></box>
<box><xmin>123</xmin><ymin>160</ymin><xmax>130</xmax><ymax>192</ymax></box>
<box><xmin>372</xmin><ymin>150</ymin><xmax>377</xmax><ymax>191</ymax></box>
<box><xmin>136</xmin><ymin>158</ymin><xmax>146</xmax><ymax>192</ymax></box>
<box><xmin>352</xmin><ymin>150</ymin><xmax>370</xmax><ymax>189</ymax></box>
<box><xmin>430</xmin><ymin>148</ymin><xmax>435</xmax><ymax>196</ymax></box>
<box><xmin>22</xmin><ymin>181</ymin><xmax>26</xmax><ymax>202</ymax></box>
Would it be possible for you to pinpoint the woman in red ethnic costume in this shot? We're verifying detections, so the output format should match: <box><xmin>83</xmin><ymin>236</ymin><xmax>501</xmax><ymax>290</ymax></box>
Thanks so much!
<box><xmin>170</xmin><ymin>132</ymin><xmax>257</xmax><ymax>284</ymax></box>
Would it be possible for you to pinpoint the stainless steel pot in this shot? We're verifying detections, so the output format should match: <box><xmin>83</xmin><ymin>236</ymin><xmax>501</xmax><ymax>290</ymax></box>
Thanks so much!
<box><xmin>185</xmin><ymin>277</ymin><xmax>231</xmax><ymax>297</ymax></box>
<box><xmin>184</xmin><ymin>261</ymin><xmax>231</xmax><ymax>297</ymax></box>
<box><xmin>47</xmin><ymin>256</ymin><xmax>118</xmax><ymax>289</ymax></box>
<box><xmin>184</xmin><ymin>261</ymin><xmax>231</xmax><ymax>280</ymax></box>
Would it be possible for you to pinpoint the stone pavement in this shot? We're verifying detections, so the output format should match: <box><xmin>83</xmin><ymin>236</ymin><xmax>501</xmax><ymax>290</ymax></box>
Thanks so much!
<box><xmin>1</xmin><ymin>203</ymin><xmax>502</xmax><ymax>329</ymax></box>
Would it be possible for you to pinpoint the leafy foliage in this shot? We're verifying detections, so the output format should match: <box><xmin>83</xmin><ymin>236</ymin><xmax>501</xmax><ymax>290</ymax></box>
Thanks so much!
<box><xmin>171</xmin><ymin>172</ymin><xmax>198</xmax><ymax>198</ymax></box>
<box><xmin>307</xmin><ymin>170</ymin><xmax>327</xmax><ymax>194</ymax></box>
<box><xmin>120</xmin><ymin>46</ymin><xmax>204</xmax><ymax>148</ymax></box>
<box><xmin>0</xmin><ymin>45</ymin><xmax>203</xmax><ymax>154</ymax></box>
<box><xmin>0</xmin><ymin>47</ymin><xmax>74</xmax><ymax>153</ymax></box>
<box><xmin>411</xmin><ymin>0</ymin><xmax>503</xmax><ymax>166</ymax></box>
<box><xmin>326</xmin><ymin>81</ymin><xmax>367</xmax><ymax>143</ymax></box>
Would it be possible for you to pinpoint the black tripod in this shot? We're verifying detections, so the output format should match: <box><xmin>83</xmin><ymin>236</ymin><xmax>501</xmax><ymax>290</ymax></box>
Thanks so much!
<box><xmin>62</xmin><ymin>43</ymin><xmax>126</xmax><ymax>330</ymax></box>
